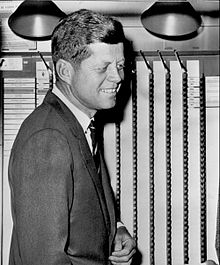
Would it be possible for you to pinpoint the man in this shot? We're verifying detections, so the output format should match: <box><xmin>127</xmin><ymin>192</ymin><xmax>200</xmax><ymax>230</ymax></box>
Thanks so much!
<box><xmin>8</xmin><ymin>9</ymin><xmax>136</xmax><ymax>265</ymax></box>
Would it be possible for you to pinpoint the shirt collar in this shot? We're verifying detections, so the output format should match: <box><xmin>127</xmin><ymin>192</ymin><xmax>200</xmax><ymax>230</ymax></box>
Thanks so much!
<box><xmin>52</xmin><ymin>85</ymin><xmax>91</xmax><ymax>133</ymax></box>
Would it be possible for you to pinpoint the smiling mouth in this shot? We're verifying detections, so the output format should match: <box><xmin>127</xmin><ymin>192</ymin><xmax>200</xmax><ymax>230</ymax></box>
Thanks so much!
<box><xmin>100</xmin><ymin>88</ymin><xmax>117</xmax><ymax>94</ymax></box>
<box><xmin>100</xmin><ymin>85</ymin><xmax>121</xmax><ymax>94</ymax></box>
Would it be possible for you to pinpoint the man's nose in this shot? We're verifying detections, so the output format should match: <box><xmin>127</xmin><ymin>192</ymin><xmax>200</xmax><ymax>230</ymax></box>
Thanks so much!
<box><xmin>107</xmin><ymin>67</ymin><xmax>123</xmax><ymax>83</ymax></box>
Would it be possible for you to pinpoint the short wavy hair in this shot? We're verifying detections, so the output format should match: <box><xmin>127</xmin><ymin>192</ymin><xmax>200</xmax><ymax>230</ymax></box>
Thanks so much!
<box><xmin>51</xmin><ymin>9</ymin><xmax>125</xmax><ymax>67</ymax></box>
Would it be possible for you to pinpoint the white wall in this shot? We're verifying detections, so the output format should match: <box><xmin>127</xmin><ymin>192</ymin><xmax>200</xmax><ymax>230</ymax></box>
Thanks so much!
<box><xmin>104</xmin><ymin>59</ymin><xmax>219</xmax><ymax>264</ymax></box>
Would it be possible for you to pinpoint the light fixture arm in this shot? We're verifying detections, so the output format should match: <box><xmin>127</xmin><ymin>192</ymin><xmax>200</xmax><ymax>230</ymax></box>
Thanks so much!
<box><xmin>38</xmin><ymin>51</ymin><xmax>53</xmax><ymax>89</ymax></box>
<box><xmin>157</xmin><ymin>50</ymin><xmax>170</xmax><ymax>73</ymax></box>
<box><xmin>140</xmin><ymin>50</ymin><xmax>153</xmax><ymax>73</ymax></box>
<box><xmin>174</xmin><ymin>50</ymin><xmax>187</xmax><ymax>73</ymax></box>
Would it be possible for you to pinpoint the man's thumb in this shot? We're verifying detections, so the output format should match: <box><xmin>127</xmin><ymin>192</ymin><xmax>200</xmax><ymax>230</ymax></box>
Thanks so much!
<box><xmin>114</xmin><ymin>240</ymin><xmax>123</xmax><ymax>252</ymax></box>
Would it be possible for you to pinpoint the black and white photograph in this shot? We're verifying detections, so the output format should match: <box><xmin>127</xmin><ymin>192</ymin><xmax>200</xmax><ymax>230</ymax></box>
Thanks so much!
<box><xmin>0</xmin><ymin>1</ymin><xmax>219</xmax><ymax>265</ymax></box>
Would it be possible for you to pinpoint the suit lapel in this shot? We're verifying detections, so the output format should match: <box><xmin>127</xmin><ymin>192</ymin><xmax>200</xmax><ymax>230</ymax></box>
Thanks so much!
<box><xmin>78</xmin><ymin>139</ymin><xmax>111</xmax><ymax>233</ymax></box>
<box><xmin>44</xmin><ymin>91</ymin><xmax>112</xmax><ymax>233</ymax></box>
<box><xmin>100</xmin><ymin>155</ymin><xmax>116</xmax><ymax>248</ymax></box>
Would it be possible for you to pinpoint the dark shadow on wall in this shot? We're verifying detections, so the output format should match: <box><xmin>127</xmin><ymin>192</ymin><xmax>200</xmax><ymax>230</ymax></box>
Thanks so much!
<box><xmin>131</xmin><ymin>249</ymin><xmax>143</xmax><ymax>265</ymax></box>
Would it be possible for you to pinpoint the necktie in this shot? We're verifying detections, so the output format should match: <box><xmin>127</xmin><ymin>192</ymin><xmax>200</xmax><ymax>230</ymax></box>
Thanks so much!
<box><xmin>88</xmin><ymin>119</ymin><xmax>100</xmax><ymax>172</ymax></box>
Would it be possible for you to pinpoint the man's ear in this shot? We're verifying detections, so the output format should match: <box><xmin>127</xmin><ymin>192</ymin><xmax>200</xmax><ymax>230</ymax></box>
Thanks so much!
<box><xmin>55</xmin><ymin>59</ymin><xmax>73</xmax><ymax>84</ymax></box>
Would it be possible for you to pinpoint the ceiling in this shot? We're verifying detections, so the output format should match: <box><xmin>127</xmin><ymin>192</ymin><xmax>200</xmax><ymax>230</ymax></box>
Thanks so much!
<box><xmin>54</xmin><ymin>0</ymin><xmax>219</xmax><ymax>16</ymax></box>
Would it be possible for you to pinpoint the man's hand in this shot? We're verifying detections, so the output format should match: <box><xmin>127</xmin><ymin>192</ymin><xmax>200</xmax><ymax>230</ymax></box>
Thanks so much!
<box><xmin>109</xmin><ymin>226</ymin><xmax>136</xmax><ymax>265</ymax></box>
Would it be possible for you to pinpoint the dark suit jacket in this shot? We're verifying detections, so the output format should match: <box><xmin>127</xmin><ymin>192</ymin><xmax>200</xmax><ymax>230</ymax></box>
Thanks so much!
<box><xmin>8</xmin><ymin>90</ymin><xmax>116</xmax><ymax>265</ymax></box>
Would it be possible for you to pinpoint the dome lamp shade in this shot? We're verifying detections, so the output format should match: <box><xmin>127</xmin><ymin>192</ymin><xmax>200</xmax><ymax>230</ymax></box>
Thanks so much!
<box><xmin>8</xmin><ymin>0</ymin><xmax>66</xmax><ymax>40</ymax></box>
<box><xmin>141</xmin><ymin>1</ymin><xmax>202</xmax><ymax>40</ymax></box>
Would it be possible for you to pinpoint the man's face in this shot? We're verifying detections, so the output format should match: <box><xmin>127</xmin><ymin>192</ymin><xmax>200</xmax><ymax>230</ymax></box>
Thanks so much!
<box><xmin>68</xmin><ymin>42</ymin><xmax>125</xmax><ymax>117</ymax></box>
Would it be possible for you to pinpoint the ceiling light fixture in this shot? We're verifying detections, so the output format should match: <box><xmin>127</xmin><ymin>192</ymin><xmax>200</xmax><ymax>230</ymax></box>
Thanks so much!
<box><xmin>141</xmin><ymin>1</ymin><xmax>202</xmax><ymax>40</ymax></box>
<box><xmin>8</xmin><ymin>0</ymin><xmax>66</xmax><ymax>40</ymax></box>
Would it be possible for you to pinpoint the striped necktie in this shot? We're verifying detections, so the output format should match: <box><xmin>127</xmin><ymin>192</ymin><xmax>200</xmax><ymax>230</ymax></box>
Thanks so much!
<box><xmin>88</xmin><ymin>119</ymin><xmax>100</xmax><ymax>171</ymax></box>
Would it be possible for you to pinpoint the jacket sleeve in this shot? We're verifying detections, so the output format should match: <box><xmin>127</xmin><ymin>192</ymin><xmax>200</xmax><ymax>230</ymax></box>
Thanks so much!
<box><xmin>10</xmin><ymin>129</ymin><xmax>73</xmax><ymax>265</ymax></box>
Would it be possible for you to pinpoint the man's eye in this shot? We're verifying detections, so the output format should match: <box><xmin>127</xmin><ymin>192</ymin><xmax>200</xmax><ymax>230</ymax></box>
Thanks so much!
<box><xmin>117</xmin><ymin>64</ymin><xmax>125</xmax><ymax>71</ymax></box>
<box><xmin>97</xmin><ymin>66</ymin><xmax>107</xmax><ymax>72</ymax></box>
